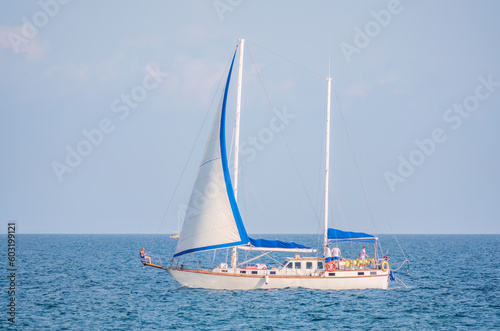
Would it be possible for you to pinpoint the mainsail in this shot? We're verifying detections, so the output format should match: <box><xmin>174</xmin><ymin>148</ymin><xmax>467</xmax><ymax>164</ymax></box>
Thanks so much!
<box><xmin>174</xmin><ymin>46</ymin><xmax>313</xmax><ymax>258</ymax></box>
<box><xmin>174</xmin><ymin>51</ymin><xmax>249</xmax><ymax>257</ymax></box>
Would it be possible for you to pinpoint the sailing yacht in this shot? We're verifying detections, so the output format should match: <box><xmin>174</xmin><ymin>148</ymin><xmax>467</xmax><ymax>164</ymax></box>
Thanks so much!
<box><xmin>143</xmin><ymin>39</ymin><xmax>390</xmax><ymax>290</ymax></box>
<box><xmin>169</xmin><ymin>211</ymin><xmax>182</xmax><ymax>239</ymax></box>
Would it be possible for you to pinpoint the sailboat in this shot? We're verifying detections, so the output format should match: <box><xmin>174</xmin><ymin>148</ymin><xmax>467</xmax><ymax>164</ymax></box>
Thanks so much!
<box><xmin>143</xmin><ymin>39</ymin><xmax>390</xmax><ymax>290</ymax></box>
<box><xmin>169</xmin><ymin>211</ymin><xmax>182</xmax><ymax>239</ymax></box>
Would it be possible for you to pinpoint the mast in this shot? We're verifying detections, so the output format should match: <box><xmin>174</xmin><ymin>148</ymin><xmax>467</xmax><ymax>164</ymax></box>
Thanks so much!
<box><xmin>324</xmin><ymin>76</ymin><xmax>332</xmax><ymax>248</ymax></box>
<box><xmin>232</xmin><ymin>38</ymin><xmax>245</xmax><ymax>268</ymax></box>
<box><xmin>233</xmin><ymin>38</ymin><xmax>245</xmax><ymax>200</ymax></box>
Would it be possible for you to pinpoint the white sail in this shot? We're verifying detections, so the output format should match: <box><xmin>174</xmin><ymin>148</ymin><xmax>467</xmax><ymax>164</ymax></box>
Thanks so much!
<box><xmin>174</xmin><ymin>52</ymin><xmax>249</xmax><ymax>257</ymax></box>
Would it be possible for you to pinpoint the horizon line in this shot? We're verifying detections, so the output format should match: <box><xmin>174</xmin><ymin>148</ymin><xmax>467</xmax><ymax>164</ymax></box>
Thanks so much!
<box><xmin>3</xmin><ymin>232</ymin><xmax>499</xmax><ymax>235</ymax></box>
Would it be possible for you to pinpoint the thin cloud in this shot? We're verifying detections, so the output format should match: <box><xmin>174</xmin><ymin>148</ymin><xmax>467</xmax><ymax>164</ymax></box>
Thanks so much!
<box><xmin>177</xmin><ymin>24</ymin><xmax>213</xmax><ymax>44</ymax></box>
<box><xmin>44</xmin><ymin>52</ymin><xmax>128</xmax><ymax>84</ymax></box>
<box><xmin>380</xmin><ymin>73</ymin><xmax>398</xmax><ymax>84</ymax></box>
<box><xmin>121</xmin><ymin>34</ymin><xmax>165</xmax><ymax>49</ymax></box>
<box><xmin>0</xmin><ymin>25</ymin><xmax>48</xmax><ymax>61</ymax></box>
<box><xmin>45</xmin><ymin>63</ymin><xmax>90</xmax><ymax>79</ymax></box>
<box><xmin>346</xmin><ymin>82</ymin><xmax>370</xmax><ymax>98</ymax></box>
<box><xmin>154</xmin><ymin>54</ymin><xmax>226</xmax><ymax>110</ymax></box>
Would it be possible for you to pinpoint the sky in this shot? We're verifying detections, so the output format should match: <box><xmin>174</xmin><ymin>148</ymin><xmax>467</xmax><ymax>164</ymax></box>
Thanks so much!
<box><xmin>1</xmin><ymin>0</ymin><xmax>499</xmax><ymax>235</ymax></box>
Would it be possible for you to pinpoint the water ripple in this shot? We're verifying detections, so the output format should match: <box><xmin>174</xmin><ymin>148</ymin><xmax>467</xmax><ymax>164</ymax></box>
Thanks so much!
<box><xmin>1</xmin><ymin>234</ymin><xmax>498</xmax><ymax>330</ymax></box>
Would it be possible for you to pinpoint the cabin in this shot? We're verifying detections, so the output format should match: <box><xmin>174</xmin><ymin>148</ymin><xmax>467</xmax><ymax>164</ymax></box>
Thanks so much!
<box><xmin>213</xmin><ymin>253</ymin><xmax>386</xmax><ymax>279</ymax></box>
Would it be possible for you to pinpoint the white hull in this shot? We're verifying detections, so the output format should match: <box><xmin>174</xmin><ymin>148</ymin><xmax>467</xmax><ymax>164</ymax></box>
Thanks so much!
<box><xmin>167</xmin><ymin>268</ymin><xmax>389</xmax><ymax>290</ymax></box>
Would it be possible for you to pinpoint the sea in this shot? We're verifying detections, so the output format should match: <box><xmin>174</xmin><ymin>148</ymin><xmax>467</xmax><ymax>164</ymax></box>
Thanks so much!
<box><xmin>1</xmin><ymin>234</ymin><xmax>498</xmax><ymax>330</ymax></box>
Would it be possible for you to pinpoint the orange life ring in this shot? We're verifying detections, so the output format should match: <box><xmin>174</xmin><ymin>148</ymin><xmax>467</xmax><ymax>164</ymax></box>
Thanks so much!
<box><xmin>381</xmin><ymin>261</ymin><xmax>389</xmax><ymax>272</ymax></box>
<box><xmin>326</xmin><ymin>261</ymin><xmax>336</xmax><ymax>272</ymax></box>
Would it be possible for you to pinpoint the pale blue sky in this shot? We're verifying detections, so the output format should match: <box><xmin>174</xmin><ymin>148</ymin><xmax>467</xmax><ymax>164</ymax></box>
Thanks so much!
<box><xmin>1</xmin><ymin>1</ymin><xmax>499</xmax><ymax>234</ymax></box>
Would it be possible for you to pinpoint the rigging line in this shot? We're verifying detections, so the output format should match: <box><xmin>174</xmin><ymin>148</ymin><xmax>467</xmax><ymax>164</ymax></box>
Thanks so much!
<box><xmin>313</xmin><ymin>118</ymin><xmax>326</xmax><ymax>251</ymax></box>
<box><xmin>330</xmin><ymin>81</ymin><xmax>379</xmax><ymax>240</ymax></box>
<box><xmin>155</xmin><ymin>51</ymin><xmax>236</xmax><ymax>237</ymax></box>
<box><xmin>388</xmin><ymin>222</ymin><xmax>407</xmax><ymax>261</ymax></box>
<box><xmin>391</xmin><ymin>259</ymin><xmax>410</xmax><ymax>272</ymax></box>
<box><xmin>239</xmin><ymin>164</ymin><xmax>283</xmax><ymax>242</ymax></box>
<box><xmin>246</xmin><ymin>250</ymin><xmax>285</xmax><ymax>266</ymax></box>
<box><xmin>331</xmin><ymin>181</ymin><xmax>349</xmax><ymax>233</ymax></box>
<box><xmin>329</xmin><ymin>191</ymin><xmax>353</xmax><ymax>251</ymax></box>
<box><xmin>236</xmin><ymin>161</ymin><xmax>252</xmax><ymax>232</ymax></box>
<box><xmin>316</xmin><ymin>111</ymin><xmax>326</xmax><ymax>226</ymax></box>
<box><xmin>267</xmin><ymin>254</ymin><xmax>285</xmax><ymax>266</ymax></box>
<box><xmin>242</xmin><ymin>171</ymin><xmax>251</xmax><ymax>231</ymax></box>
<box><xmin>246</xmin><ymin>44</ymin><xmax>322</xmax><ymax>229</ymax></box>
<box><xmin>246</xmin><ymin>39</ymin><xmax>325</xmax><ymax>78</ymax></box>
<box><xmin>395</xmin><ymin>276</ymin><xmax>409</xmax><ymax>289</ymax></box>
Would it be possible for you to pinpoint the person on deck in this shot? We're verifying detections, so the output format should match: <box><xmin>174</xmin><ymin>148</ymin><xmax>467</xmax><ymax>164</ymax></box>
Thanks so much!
<box><xmin>359</xmin><ymin>246</ymin><xmax>369</xmax><ymax>260</ymax></box>
<box><xmin>332</xmin><ymin>246</ymin><xmax>341</xmax><ymax>266</ymax></box>
<box><xmin>324</xmin><ymin>245</ymin><xmax>332</xmax><ymax>263</ymax></box>
<box><xmin>140</xmin><ymin>247</ymin><xmax>151</xmax><ymax>264</ymax></box>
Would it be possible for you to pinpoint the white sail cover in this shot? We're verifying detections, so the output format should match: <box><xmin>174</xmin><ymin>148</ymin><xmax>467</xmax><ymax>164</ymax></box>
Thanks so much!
<box><xmin>174</xmin><ymin>51</ymin><xmax>249</xmax><ymax>257</ymax></box>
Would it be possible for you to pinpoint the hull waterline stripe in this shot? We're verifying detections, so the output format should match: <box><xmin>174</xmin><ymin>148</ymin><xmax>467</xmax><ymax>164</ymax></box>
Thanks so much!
<box><xmin>167</xmin><ymin>268</ymin><xmax>390</xmax><ymax>279</ymax></box>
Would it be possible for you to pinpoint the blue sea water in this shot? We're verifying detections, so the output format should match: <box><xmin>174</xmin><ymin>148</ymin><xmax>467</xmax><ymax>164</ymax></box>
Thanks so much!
<box><xmin>1</xmin><ymin>234</ymin><xmax>499</xmax><ymax>330</ymax></box>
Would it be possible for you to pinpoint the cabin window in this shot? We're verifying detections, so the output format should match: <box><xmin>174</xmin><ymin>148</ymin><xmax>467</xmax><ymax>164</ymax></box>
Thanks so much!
<box><xmin>287</xmin><ymin>262</ymin><xmax>293</xmax><ymax>269</ymax></box>
<box><xmin>317</xmin><ymin>262</ymin><xmax>323</xmax><ymax>269</ymax></box>
<box><xmin>270</xmin><ymin>271</ymin><xmax>276</xmax><ymax>275</ymax></box>
<box><xmin>240</xmin><ymin>270</ymin><xmax>246</xmax><ymax>274</ymax></box>
<box><xmin>251</xmin><ymin>271</ymin><xmax>258</xmax><ymax>275</ymax></box>
<box><xmin>306</xmin><ymin>262</ymin><xmax>313</xmax><ymax>269</ymax></box>
<box><xmin>358</xmin><ymin>272</ymin><xmax>364</xmax><ymax>276</ymax></box>
<box><xmin>295</xmin><ymin>262</ymin><xmax>301</xmax><ymax>269</ymax></box>
<box><xmin>370</xmin><ymin>271</ymin><xmax>377</xmax><ymax>275</ymax></box>
<box><xmin>329</xmin><ymin>273</ymin><xmax>335</xmax><ymax>276</ymax></box>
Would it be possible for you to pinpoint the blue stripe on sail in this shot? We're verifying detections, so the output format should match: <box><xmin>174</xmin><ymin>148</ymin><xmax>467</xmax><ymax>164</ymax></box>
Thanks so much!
<box><xmin>220</xmin><ymin>50</ymin><xmax>250</xmax><ymax>245</ymax></box>
<box><xmin>174</xmin><ymin>241</ymin><xmax>244</xmax><ymax>258</ymax></box>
